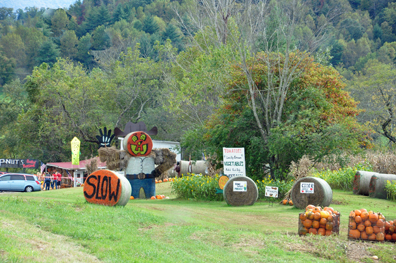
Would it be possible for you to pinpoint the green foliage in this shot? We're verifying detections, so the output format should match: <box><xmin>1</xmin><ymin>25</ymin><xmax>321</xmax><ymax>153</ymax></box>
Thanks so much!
<box><xmin>385</xmin><ymin>180</ymin><xmax>396</xmax><ymax>201</ymax></box>
<box><xmin>313</xmin><ymin>162</ymin><xmax>373</xmax><ymax>191</ymax></box>
<box><xmin>35</xmin><ymin>39</ymin><xmax>60</xmax><ymax>67</ymax></box>
<box><xmin>171</xmin><ymin>174</ymin><xmax>223</xmax><ymax>201</ymax></box>
<box><xmin>171</xmin><ymin>173</ymin><xmax>294</xmax><ymax>201</ymax></box>
<box><xmin>255</xmin><ymin>177</ymin><xmax>294</xmax><ymax>201</ymax></box>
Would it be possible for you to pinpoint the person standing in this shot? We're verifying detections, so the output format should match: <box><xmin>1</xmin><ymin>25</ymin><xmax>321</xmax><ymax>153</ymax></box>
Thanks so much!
<box><xmin>56</xmin><ymin>171</ymin><xmax>61</xmax><ymax>189</ymax></box>
<box><xmin>45</xmin><ymin>172</ymin><xmax>51</xmax><ymax>191</ymax></box>
<box><xmin>52</xmin><ymin>171</ymin><xmax>57</xmax><ymax>190</ymax></box>
<box><xmin>175</xmin><ymin>162</ymin><xmax>181</xmax><ymax>178</ymax></box>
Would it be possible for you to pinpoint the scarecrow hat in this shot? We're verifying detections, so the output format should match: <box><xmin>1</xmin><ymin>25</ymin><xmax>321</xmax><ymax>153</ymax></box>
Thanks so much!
<box><xmin>114</xmin><ymin>121</ymin><xmax>158</xmax><ymax>137</ymax></box>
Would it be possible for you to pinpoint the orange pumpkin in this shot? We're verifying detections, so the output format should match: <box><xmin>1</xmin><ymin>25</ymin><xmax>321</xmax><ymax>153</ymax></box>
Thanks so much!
<box><xmin>325</xmin><ymin>230</ymin><xmax>332</xmax><ymax>236</ymax></box>
<box><xmin>130</xmin><ymin>196</ymin><xmax>135</xmax><ymax>200</ymax></box>
<box><xmin>361</xmin><ymin>231</ymin><xmax>368</xmax><ymax>240</ymax></box>
<box><xmin>320</xmin><ymin>218</ymin><xmax>327</xmax><ymax>225</ymax></box>
<box><xmin>366</xmin><ymin>226</ymin><xmax>374</xmax><ymax>235</ymax></box>
<box><xmin>392</xmin><ymin>233</ymin><xmax>396</xmax><ymax>240</ymax></box>
<box><xmin>312</xmin><ymin>220</ymin><xmax>320</xmax><ymax>229</ymax></box>
<box><xmin>349</xmin><ymin>229</ymin><xmax>360</xmax><ymax>239</ymax></box>
<box><xmin>349</xmin><ymin>221</ymin><xmax>357</xmax><ymax>230</ymax></box>
<box><xmin>376</xmin><ymin>219</ymin><xmax>385</xmax><ymax>228</ymax></box>
<box><xmin>385</xmin><ymin>234</ymin><xmax>392</xmax><ymax>240</ymax></box>
<box><xmin>357</xmin><ymin>223</ymin><xmax>365</xmax><ymax>232</ymax></box>
<box><xmin>309</xmin><ymin>228</ymin><xmax>318</xmax><ymax>235</ymax></box>
<box><xmin>306</xmin><ymin>205</ymin><xmax>315</xmax><ymax>210</ymax></box>
<box><xmin>376</xmin><ymin>232</ymin><xmax>385</xmax><ymax>241</ymax></box>
<box><xmin>313</xmin><ymin>212</ymin><xmax>321</xmax><ymax>221</ymax></box>
<box><xmin>303</xmin><ymin>219</ymin><xmax>313</xmax><ymax>228</ymax></box>
<box><xmin>369</xmin><ymin>213</ymin><xmax>379</xmax><ymax>223</ymax></box>
<box><xmin>282</xmin><ymin>199</ymin><xmax>288</xmax><ymax>205</ymax></box>
<box><xmin>289</xmin><ymin>200</ymin><xmax>293</xmax><ymax>206</ymax></box>
<box><xmin>361</xmin><ymin>212</ymin><xmax>369</xmax><ymax>221</ymax></box>
<box><xmin>354</xmin><ymin>210</ymin><xmax>362</xmax><ymax>217</ymax></box>
<box><xmin>373</xmin><ymin>226</ymin><xmax>381</xmax><ymax>234</ymax></box>
<box><xmin>318</xmin><ymin>228</ymin><xmax>326</xmax><ymax>236</ymax></box>
<box><xmin>150</xmin><ymin>196</ymin><xmax>156</xmax><ymax>199</ymax></box>
<box><xmin>299</xmin><ymin>213</ymin><xmax>307</xmax><ymax>221</ymax></box>
<box><xmin>368</xmin><ymin>234</ymin><xmax>376</xmax><ymax>240</ymax></box>
<box><xmin>355</xmin><ymin>216</ymin><xmax>362</xmax><ymax>224</ymax></box>
<box><xmin>364</xmin><ymin>220</ymin><xmax>372</xmax><ymax>227</ymax></box>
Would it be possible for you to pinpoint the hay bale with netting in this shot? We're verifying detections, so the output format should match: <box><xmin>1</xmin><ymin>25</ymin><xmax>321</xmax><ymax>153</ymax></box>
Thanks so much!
<box><xmin>98</xmin><ymin>146</ymin><xmax>121</xmax><ymax>170</ymax></box>
<box><xmin>369</xmin><ymin>173</ymin><xmax>396</xmax><ymax>199</ymax></box>
<box><xmin>152</xmin><ymin>148</ymin><xmax>176</xmax><ymax>177</ymax></box>
<box><xmin>180</xmin><ymin>160</ymin><xmax>208</xmax><ymax>175</ymax></box>
<box><xmin>353</xmin><ymin>171</ymin><xmax>379</xmax><ymax>195</ymax></box>
<box><xmin>291</xmin><ymin>177</ymin><xmax>333</xmax><ymax>209</ymax></box>
<box><xmin>223</xmin><ymin>176</ymin><xmax>258</xmax><ymax>206</ymax></box>
<box><xmin>85</xmin><ymin>158</ymin><xmax>98</xmax><ymax>176</ymax></box>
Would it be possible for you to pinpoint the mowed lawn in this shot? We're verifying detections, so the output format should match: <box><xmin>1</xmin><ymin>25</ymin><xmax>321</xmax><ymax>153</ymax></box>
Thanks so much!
<box><xmin>1</xmin><ymin>182</ymin><xmax>396</xmax><ymax>263</ymax></box>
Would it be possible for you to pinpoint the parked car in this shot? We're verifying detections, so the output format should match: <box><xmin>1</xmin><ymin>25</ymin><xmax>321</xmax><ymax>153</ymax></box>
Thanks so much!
<box><xmin>0</xmin><ymin>173</ymin><xmax>41</xmax><ymax>192</ymax></box>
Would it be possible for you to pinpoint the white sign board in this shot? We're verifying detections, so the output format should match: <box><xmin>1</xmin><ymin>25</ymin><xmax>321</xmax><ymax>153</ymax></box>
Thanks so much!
<box><xmin>300</xmin><ymin>182</ymin><xmax>314</xmax><ymax>193</ymax></box>
<box><xmin>223</xmin><ymin>148</ymin><xmax>246</xmax><ymax>178</ymax></box>
<box><xmin>265</xmin><ymin>186</ymin><xmax>278</xmax><ymax>198</ymax></box>
<box><xmin>233</xmin><ymin>181</ymin><xmax>247</xmax><ymax>192</ymax></box>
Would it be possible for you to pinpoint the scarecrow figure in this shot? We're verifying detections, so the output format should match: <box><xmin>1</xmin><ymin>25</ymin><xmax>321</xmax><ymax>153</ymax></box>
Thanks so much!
<box><xmin>98</xmin><ymin>122</ymin><xmax>176</xmax><ymax>199</ymax></box>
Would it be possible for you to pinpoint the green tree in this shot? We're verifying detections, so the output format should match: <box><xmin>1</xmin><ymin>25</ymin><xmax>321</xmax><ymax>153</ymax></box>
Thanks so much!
<box><xmin>142</xmin><ymin>15</ymin><xmax>159</xmax><ymax>34</ymax></box>
<box><xmin>199</xmin><ymin>53</ymin><xmax>363</xmax><ymax>180</ymax></box>
<box><xmin>36</xmin><ymin>40</ymin><xmax>60</xmax><ymax>67</ymax></box>
<box><xmin>60</xmin><ymin>30</ymin><xmax>78</xmax><ymax>58</ymax></box>
<box><xmin>0</xmin><ymin>53</ymin><xmax>16</xmax><ymax>87</ymax></box>
<box><xmin>91</xmin><ymin>25</ymin><xmax>110</xmax><ymax>50</ymax></box>
<box><xmin>349</xmin><ymin>60</ymin><xmax>396</xmax><ymax>144</ymax></box>
<box><xmin>51</xmin><ymin>9</ymin><xmax>69</xmax><ymax>37</ymax></box>
<box><xmin>76</xmin><ymin>33</ymin><xmax>94</xmax><ymax>68</ymax></box>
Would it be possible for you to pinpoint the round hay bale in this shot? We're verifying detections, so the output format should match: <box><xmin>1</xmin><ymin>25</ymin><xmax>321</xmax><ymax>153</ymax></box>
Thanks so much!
<box><xmin>223</xmin><ymin>176</ymin><xmax>258</xmax><ymax>206</ymax></box>
<box><xmin>369</xmin><ymin>173</ymin><xmax>396</xmax><ymax>199</ymax></box>
<box><xmin>291</xmin><ymin>177</ymin><xmax>332</xmax><ymax>209</ymax></box>
<box><xmin>83</xmin><ymin>170</ymin><xmax>131</xmax><ymax>206</ymax></box>
<box><xmin>353</xmin><ymin>171</ymin><xmax>379</xmax><ymax>195</ymax></box>
<box><xmin>180</xmin><ymin>160</ymin><xmax>208</xmax><ymax>175</ymax></box>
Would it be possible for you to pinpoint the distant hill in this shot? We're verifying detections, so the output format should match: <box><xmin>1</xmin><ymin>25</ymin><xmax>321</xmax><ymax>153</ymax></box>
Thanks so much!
<box><xmin>0</xmin><ymin>0</ymin><xmax>77</xmax><ymax>10</ymax></box>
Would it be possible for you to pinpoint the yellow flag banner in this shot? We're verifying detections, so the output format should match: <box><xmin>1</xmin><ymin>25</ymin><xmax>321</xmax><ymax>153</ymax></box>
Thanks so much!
<box><xmin>71</xmin><ymin>137</ymin><xmax>80</xmax><ymax>165</ymax></box>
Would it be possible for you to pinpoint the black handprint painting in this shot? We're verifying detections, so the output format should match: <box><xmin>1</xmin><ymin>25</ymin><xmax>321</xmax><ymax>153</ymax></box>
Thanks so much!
<box><xmin>96</xmin><ymin>127</ymin><xmax>115</xmax><ymax>148</ymax></box>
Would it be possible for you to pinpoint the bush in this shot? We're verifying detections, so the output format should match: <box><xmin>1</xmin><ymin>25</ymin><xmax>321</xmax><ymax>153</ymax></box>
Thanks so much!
<box><xmin>256</xmin><ymin>177</ymin><xmax>294</xmax><ymax>201</ymax></box>
<box><xmin>385</xmin><ymin>180</ymin><xmax>396</xmax><ymax>201</ymax></box>
<box><xmin>171</xmin><ymin>173</ymin><xmax>295</xmax><ymax>201</ymax></box>
<box><xmin>312</xmin><ymin>163</ymin><xmax>373</xmax><ymax>191</ymax></box>
<box><xmin>171</xmin><ymin>174</ymin><xmax>223</xmax><ymax>201</ymax></box>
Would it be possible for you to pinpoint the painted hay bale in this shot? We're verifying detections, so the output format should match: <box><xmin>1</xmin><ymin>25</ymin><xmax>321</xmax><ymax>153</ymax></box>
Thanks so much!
<box><xmin>369</xmin><ymin>173</ymin><xmax>396</xmax><ymax>199</ymax></box>
<box><xmin>291</xmin><ymin>177</ymin><xmax>333</xmax><ymax>209</ymax></box>
<box><xmin>353</xmin><ymin>171</ymin><xmax>379</xmax><ymax>195</ymax></box>
<box><xmin>180</xmin><ymin>160</ymin><xmax>208</xmax><ymax>175</ymax></box>
<box><xmin>83</xmin><ymin>170</ymin><xmax>131</xmax><ymax>206</ymax></box>
<box><xmin>223</xmin><ymin>176</ymin><xmax>258</xmax><ymax>206</ymax></box>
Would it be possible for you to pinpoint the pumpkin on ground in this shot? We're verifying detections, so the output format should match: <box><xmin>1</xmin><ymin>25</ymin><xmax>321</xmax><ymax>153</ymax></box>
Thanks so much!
<box><xmin>348</xmin><ymin>209</ymin><xmax>386</xmax><ymax>241</ymax></box>
<box><xmin>299</xmin><ymin>205</ymin><xmax>340</xmax><ymax>236</ymax></box>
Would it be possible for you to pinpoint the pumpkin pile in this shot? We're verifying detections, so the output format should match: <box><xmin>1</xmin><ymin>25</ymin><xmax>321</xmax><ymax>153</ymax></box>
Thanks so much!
<box><xmin>385</xmin><ymin>219</ymin><xmax>396</xmax><ymax>241</ymax></box>
<box><xmin>298</xmin><ymin>205</ymin><xmax>340</xmax><ymax>236</ymax></box>
<box><xmin>348</xmin><ymin>209</ymin><xmax>386</xmax><ymax>241</ymax></box>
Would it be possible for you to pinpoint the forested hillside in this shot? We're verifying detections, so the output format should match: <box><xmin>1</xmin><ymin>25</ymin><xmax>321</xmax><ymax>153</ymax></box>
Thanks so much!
<box><xmin>1</xmin><ymin>0</ymin><xmax>396</xmax><ymax>179</ymax></box>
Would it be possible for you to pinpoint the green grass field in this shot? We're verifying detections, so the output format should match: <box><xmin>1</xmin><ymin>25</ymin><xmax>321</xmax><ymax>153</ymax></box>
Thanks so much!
<box><xmin>0</xmin><ymin>183</ymin><xmax>395</xmax><ymax>263</ymax></box>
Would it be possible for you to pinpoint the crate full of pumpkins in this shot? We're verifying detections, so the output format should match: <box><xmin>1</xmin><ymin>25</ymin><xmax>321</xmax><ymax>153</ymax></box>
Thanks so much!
<box><xmin>348</xmin><ymin>209</ymin><xmax>385</xmax><ymax>242</ymax></box>
<box><xmin>385</xmin><ymin>219</ymin><xmax>396</xmax><ymax>242</ymax></box>
<box><xmin>298</xmin><ymin>205</ymin><xmax>340</xmax><ymax>236</ymax></box>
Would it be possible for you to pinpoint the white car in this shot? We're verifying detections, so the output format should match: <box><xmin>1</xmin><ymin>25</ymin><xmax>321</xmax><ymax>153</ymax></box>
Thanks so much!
<box><xmin>0</xmin><ymin>173</ymin><xmax>41</xmax><ymax>192</ymax></box>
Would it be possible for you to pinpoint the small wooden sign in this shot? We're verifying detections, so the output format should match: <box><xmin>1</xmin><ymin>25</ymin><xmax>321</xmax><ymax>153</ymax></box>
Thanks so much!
<box><xmin>83</xmin><ymin>170</ymin><xmax>131</xmax><ymax>206</ymax></box>
<box><xmin>265</xmin><ymin>186</ymin><xmax>278</xmax><ymax>198</ymax></box>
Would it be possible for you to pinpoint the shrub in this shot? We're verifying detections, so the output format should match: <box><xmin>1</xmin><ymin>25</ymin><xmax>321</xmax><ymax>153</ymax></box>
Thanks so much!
<box><xmin>256</xmin><ymin>177</ymin><xmax>294</xmax><ymax>201</ymax></box>
<box><xmin>385</xmin><ymin>180</ymin><xmax>396</xmax><ymax>201</ymax></box>
<box><xmin>171</xmin><ymin>174</ymin><xmax>223</xmax><ymax>201</ymax></box>
<box><xmin>312</xmin><ymin>163</ymin><xmax>373</xmax><ymax>191</ymax></box>
<box><xmin>171</xmin><ymin>173</ymin><xmax>294</xmax><ymax>201</ymax></box>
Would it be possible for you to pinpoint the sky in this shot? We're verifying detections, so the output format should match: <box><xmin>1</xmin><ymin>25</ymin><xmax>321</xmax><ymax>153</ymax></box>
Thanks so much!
<box><xmin>0</xmin><ymin>0</ymin><xmax>78</xmax><ymax>11</ymax></box>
